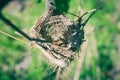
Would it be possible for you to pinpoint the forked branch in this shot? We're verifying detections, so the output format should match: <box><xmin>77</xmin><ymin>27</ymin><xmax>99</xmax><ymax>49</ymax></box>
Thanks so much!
<box><xmin>75</xmin><ymin>7</ymin><xmax>103</xmax><ymax>29</ymax></box>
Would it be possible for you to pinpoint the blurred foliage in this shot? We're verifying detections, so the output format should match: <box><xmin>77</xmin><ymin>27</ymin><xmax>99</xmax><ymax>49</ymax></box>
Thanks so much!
<box><xmin>37</xmin><ymin>0</ymin><xmax>42</xmax><ymax>3</ymax></box>
<box><xmin>54</xmin><ymin>0</ymin><xmax>70</xmax><ymax>12</ymax></box>
<box><xmin>0</xmin><ymin>0</ymin><xmax>120</xmax><ymax>80</ymax></box>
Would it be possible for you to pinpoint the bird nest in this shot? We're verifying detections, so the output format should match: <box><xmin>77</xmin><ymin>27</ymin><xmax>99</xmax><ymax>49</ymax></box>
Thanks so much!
<box><xmin>31</xmin><ymin>10</ymin><xmax>84</xmax><ymax>68</ymax></box>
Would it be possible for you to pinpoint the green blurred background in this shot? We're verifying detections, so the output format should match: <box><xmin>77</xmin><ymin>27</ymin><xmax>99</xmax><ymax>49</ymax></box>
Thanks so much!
<box><xmin>0</xmin><ymin>0</ymin><xmax>120</xmax><ymax>80</ymax></box>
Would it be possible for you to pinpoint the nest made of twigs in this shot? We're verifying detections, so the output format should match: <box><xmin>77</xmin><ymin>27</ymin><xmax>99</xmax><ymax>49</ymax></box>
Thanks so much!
<box><xmin>31</xmin><ymin>9</ymin><xmax>84</xmax><ymax>68</ymax></box>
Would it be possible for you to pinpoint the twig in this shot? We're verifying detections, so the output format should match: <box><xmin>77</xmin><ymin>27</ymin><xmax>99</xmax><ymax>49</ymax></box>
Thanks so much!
<box><xmin>65</xmin><ymin>11</ymin><xmax>80</xmax><ymax>18</ymax></box>
<box><xmin>0</xmin><ymin>30</ymin><xmax>28</xmax><ymax>44</ymax></box>
<box><xmin>81</xmin><ymin>7</ymin><xmax>102</xmax><ymax>28</ymax></box>
<box><xmin>46</xmin><ymin>0</ymin><xmax>56</xmax><ymax>11</ymax></box>
<box><xmin>75</xmin><ymin>7</ymin><xmax>103</xmax><ymax>29</ymax></box>
<box><xmin>0</xmin><ymin>12</ymin><xmax>45</xmax><ymax>43</ymax></box>
<box><xmin>73</xmin><ymin>41</ymin><xmax>88</xmax><ymax>80</ymax></box>
<box><xmin>56</xmin><ymin>67</ymin><xmax>62</xmax><ymax>80</ymax></box>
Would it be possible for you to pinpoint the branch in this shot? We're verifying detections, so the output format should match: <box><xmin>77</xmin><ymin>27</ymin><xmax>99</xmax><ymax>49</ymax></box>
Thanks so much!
<box><xmin>75</xmin><ymin>7</ymin><xmax>103</xmax><ymax>29</ymax></box>
<box><xmin>81</xmin><ymin>7</ymin><xmax>102</xmax><ymax>28</ymax></box>
<box><xmin>55</xmin><ymin>67</ymin><xmax>62</xmax><ymax>80</ymax></box>
<box><xmin>46</xmin><ymin>0</ymin><xmax>56</xmax><ymax>11</ymax></box>
<box><xmin>0</xmin><ymin>12</ymin><xmax>45</xmax><ymax>42</ymax></box>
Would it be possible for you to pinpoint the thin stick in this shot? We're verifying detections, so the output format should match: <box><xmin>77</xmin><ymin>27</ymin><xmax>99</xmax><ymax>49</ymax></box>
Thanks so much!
<box><xmin>0</xmin><ymin>12</ymin><xmax>45</xmax><ymax>43</ymax></box>
<box><xmin>46</xmin><ymin>0</ymin><xmax>56</xmax><ymax>11</ymax></box>
<box><xmin>0</xmin><ymin>12</ymin><xmax>31</xmax><ymax>40</ymax></box>
<box><xmin>81</xmin><ymin>7</ymin><xmax>103</xmax><ymax>28</ymax></box>
<box><xmin>56</xmin><ymin>67</ymin><xmax>62</xmax><ymax>80</ymax></box>
<box><xmin>0</xmin><ymin>30</ymin><xmax>28</xmax><ymax>44</ymax></box>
